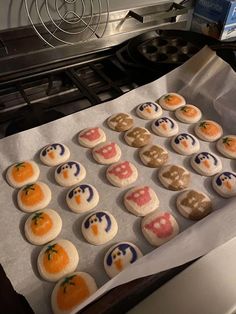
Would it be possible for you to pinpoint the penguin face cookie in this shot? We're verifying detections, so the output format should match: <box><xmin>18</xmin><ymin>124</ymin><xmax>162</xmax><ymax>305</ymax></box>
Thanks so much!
<box><xmin>177</xmin><ymin>190</ymin><xmax>212</xmax><ymax>220</ymax></box>
<box><xmin>158</xmin><ymin>93</ymin><xmax>186</xmax><ymax>111</ymax></box>
<box><xmin>212</xmin><ymin>171</ymin><xmax>236</xmax><ymax>198</ymax></box>
<box><xmin>104</xmin><ymin>242</ymin><xmax>143</xmax><ymax>278</ymax></box>
<box><xmin>106</xmin><ymin>161</ymin><xmax>138</xmax><ymax>187</ymax></box>
<box><xmin>124</xmin><ymin>186</ymin><xmax>159</xmax><ymax>216</ymax></box>
<box><xmin>25</xmin><ymin>209</ymin><xmax>62</xmax><ymax>245</ymax></box>
<box><xmin>66</xmin><ymin>184</ymin><xmax>99</xmax><ymax>213</ymax></box>
<box><xmin>175</xmin><ymin>104</ymin><xmax>202</xmax><ymax>124</ymax></box>
<box><xmin>217</xmin><ymin>135</ymin><xmax>236</xmax><ymax>159</ymax></box>
<box><xmin>107</xmin><ymin>113</ymin><xmax>134</xmax><ymax>132</ymax></box>
<box><xmin>17</xmin><ymin>182</ymin><xmax>51</xmax><ymax>212</ymax></box>
<box><xmin>82</xmin><ymin>211</ymin><xmax>118</xmax><ymax>245</ymax></box>
<box><xmin>124</xmin><ymin>127</ymin><xmax>151</xmax><ymax>148</ymax></box>
<box><xmin>139</xmin><ymin>144</ymin><xmax>169</xmax><ymax>168</ymax></box>
<box><xmin>6</xmin><ymin>160</ymin><xmax>40</xmax><ymax>188</ymax></box>
<box><xmin>191</xmin><ymin>152</ymin><xmax>222</xmax><ymax>176</ymax></box>
<box><xmin>55</xmin><ymin>161</ymin><xmax>86</xmax><ymax>187</ymax></box>
<box><xmin>92</xmin><ymin>142</ymin><xmax>121</xmax><ymax>164</ymax></box>
<box><xmin>136</xmin><ymin>102</ymin><xmax>162</xmax><ymax>120</ymax></box>
<box><xmin>195</xmin><ymin>120</ymin><xmax>223</xmax><ymax>142</ymax></box>
<box><xmin>37</xmin><ymin>239</ymin><xmax>79</xmax><ymax>282</ymax></box>
<box><xmin>78</xmin><ymin>127</ymin><xmax>106</xmax><ymax>148</ymax></box>
<box><xmin>51</xmin><ymin>272</ymin><xmax>98</xmax><ymax>314</ymax></box>
<box><xmin>159</xmin><ymin>164</ymin><xmax>190</xmax><ymax>191</ymax></box>
<box><xmin>40</xmin><ymin>143</ymin><xmax>70</xmax><ymax>166</ymax></box>
<box><xmin>152</xmin><ymin>117</ymin><xmax>179</xmax><ymax>137</ymax></box>
<box><xmin>141</xmin><ymin>211</ymin><xmax>179</xmax><ymax>246</ymax></box>
<box><xmin>172</xmin><ymin>133</ymin><xmax>200</xmax><ymax>155</ymax></box>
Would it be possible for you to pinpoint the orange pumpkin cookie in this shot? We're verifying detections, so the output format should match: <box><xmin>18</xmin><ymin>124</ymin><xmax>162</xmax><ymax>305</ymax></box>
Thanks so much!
<box><xmin>51</xmin><ymin>272</ymin><xmax>97</xmax><ymax>314</ymax></box>
<box><xmin>195</xmin><ymin>120</ymin><xmax>223</xmax><ymax>142</ymax></box>
<box><xmin>17</xmin><ymin>182</ymin><xmax>51</xmax><ymax>212</ymax></box>
<box><xmin>25</xmin><ymin>209</ymin><xmax>62</xmax><ymax>245</ymax></box>
<box><xmin>37</xmin><ymin>239</ymin><xmax>79</xmax><ymax>282</ymax></box>
<box><xmin>6</xmin><ymin>160</ymin><xmax>40</xmax><ymax>188</ymax></box>
<box><xmin>175</xmin><ymin>104</ymin><xmax>202</xmax><ymax>124</ymax></box>
<box><xmin>216</xmin><ymin>135</ymin><xmax>236</xmax><ymax>159</ymax></box>
<box><xmin>158</xmin><ymin>93</ymin><xmax>186</xmax><ymax>111</ymax></box>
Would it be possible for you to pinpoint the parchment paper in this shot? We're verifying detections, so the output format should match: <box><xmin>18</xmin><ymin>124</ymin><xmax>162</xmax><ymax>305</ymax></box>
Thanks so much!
<box><xmin>0</xmin><ymin>47</ymin><xmax>236</xmax><ymax>314</ymax></box>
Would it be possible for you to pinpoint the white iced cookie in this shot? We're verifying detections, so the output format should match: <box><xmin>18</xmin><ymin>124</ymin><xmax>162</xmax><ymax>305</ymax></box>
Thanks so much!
<box><xmin>141</xmin><ymin>211</ymin><xmax>179</xmax><ymax>246</ymax></box>
<box><xmin>124</xmin><ymin>186</ymin><xmax>159</xmax><ymax>216</ymax></box>
<box><xmin>175</xmin><ymin>104</ymin><xmax>202</xmax><ymax>124</ymax></box>
<box><xmin>171</xmin><ymin>133</ymin><xmax>200</xmax><ymax>155</ymax></box>
<box><xmin>104</xmin><ymin>242</ymin><xmax>143</xmax><ymax>278</ymax></box>
<box><xmin>139</xmin><ymin>144</ymin><xmax>168</xmax><ymax>168</ymax></box>
<box><xmin>107</xmin><ymin>113</ymin><xmax>134</xmax><ymax>132</ymax></box>
<box><xmin>124</xmin><ymin>127</ymin><xmax>151</xmax><ymax>148</ymax></box>
<box><xmin>6</xmin><ymin>160</ymin><xmax>40</xmax><ymax>188</ymax></box>
<box><xmin>136</xmin><ymin>102</ymin><xmax>162</xmax><ymax>120</ymax></box>
<box><xmin>17</xmin><ymin>182</ymin><xmax>51</xmax><ymax>213</ymax></box>
<box><xmin>55</xmin><ymin>161</ymin><xmax>86</xmax><ymax>187</ymax></box>
<box><xmin>191</xmin><ymin>152</ymin><xmax>222</xmax><ymax>176</ymax></box>
<box><xmin>159</xmin><ymin>164</ymin><xmax>190</xmax><ymax>191</ymax></box>
<box><xmin>216</xmin><ymin>135</ymin><xmax>236</xmax><ymax>159</ymax></box>
<box><xmin>66</xmin><ymin>184</ymin><xmax>99</xmax><ymax>213</ymax></box>
<box><xmin>40</xmin><ymin>143</ymin><xmax>70</xmax><ymax>166</ymax></box>
<box><xmin>82</xmin><ymin>211</ymin><xmax>118</xmax><ymax>245</ymax></box>
<box><xmin>24</xmin><ymin>209</ymin><xmax>62</xmax><ymax>245</ymax></box>
<box><xmin>37</xmin><ymin>239</ymin><xmax>79</xmax><ymax>282</ymax></box>
<box><xmin>176</xmin><ymin>190</ymin><xmax>212</xmax><ymax>220</ymax></box>
<box><xmin>51</xmin><ymin>272</ymin><xmax>98</xmax><ymax>314</ymax></box>
<box><xmin>194</xmin><ymin>120</ymin><xmax>223</xmax><ymax>142</ymax></box>
<box><xmin>78</xmin><ymin>127</ymin><xmax>106</xmax><ymax>148</ymax></box>
<box><xmin>92</xmin><ymin>142</ymin><xmax>121</xmax><ymax>164</ymax></box>
<box><xmin>212</xmin><ymin>171</ymin><xmax>236</xmax><ymax>198</ymax></box>
<box><xmin>152</xmin><ymin>117</ymin><xmax>179</xmax><ymax>137</ymax></box>
<box><xmin>106</xmin><ymin>161</ymin><xmax>138</xmax><ymax>187</ymax></box>
<box><xmin>158</xmin><ymin>93</ymin><xmax>186</xmax><ymax>111</ymax></box>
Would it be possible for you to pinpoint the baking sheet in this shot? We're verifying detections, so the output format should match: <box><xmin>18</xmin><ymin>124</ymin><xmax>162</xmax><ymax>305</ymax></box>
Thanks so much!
<box><xmin>0</xmin><ymin>47</ymin><xmax>236</xmax><ymax>314</ymax></box>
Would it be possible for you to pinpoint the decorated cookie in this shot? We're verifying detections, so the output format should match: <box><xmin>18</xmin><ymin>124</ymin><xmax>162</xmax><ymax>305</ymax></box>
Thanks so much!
<box><xmin>136</xmin><ymin>102</ymin><xmax>162</xmax><ymax>120</ymax></box>
<box><xmin>216</xmin><ymin>135</ymin><xmax>236</xmax><ymax>159</ymax></box>
<box><xmin>124</xmin><ymin>127</ymin><xmax>151</xmax><ymax>148</ymax></box>
<box><xmin>141</xmin><ymin>211</ymin><xmax>179</xmax><ymax>246</ymax></box>
<box><xmin>92</xmin><ymin>142</ymin><xmax>121</xmax><ymax>165</ymax></box>
<box><xmin>107</xmin><ymin>113</ymin><xmax>134</xmax><ymax>132</ymax></box>
<box><xmin>40</xmin><ymin>144</ymin><xmax>70</xmax><ymax>166</ymax></box>
<box><xmin>25</xmin><ymin>209</ymin><xmax>62</xmax><ymax>245</ymax></box>
<box><xmin>191</xmin><ymin>152</ymin><xmax>222</xmax><ymax>176</ymax></box>
<box><xmin>66</xmin><ymin>184</ymin><xmax>99</xmax><ymax>213</ymax></box>
<box><xmin>78</xmin><ymin>127</ymin><xmax>106</xmax><ymax>148</ymax></box>
<box><xmin>55</xmin><ymin>161</ymin><xmax>86</xmax><ymax>187</ymax></box>
<box><xmin>104</xmin><ymin>242</ymin><xmax>143</xmax><ymax>278</ymax></box>
<box><xmin>152</xmin><ymin>117</ymin><xmax>179</xmax><ymax>137</ymax></box>
<box><xmin>171</xmin><ymin>133</ymin><xmax>200</xmax><ymax>155</ymax></box>
<box><xmin>158</xmin><ymin>93</ymin><xmax>186</xmax><ymax>111</ymax></box>
<box><xmin>176</xmin><ymin>190</ymin><xmax>212</xmax><ymax>220</ymax></box>
<box><xmin>51</xmin><ymin>272</ymin><xmax>98</xmax><ymax>314</ymax></box>
<box><xmin>139</xmin><ymin>144</ymin><xmax>168</xmax><ymax>168</ymax></box>
<box><xmin>17</xmin><ymin>182</ymin><xmax>51</xmax><ymax>213</ymax></box>
<box><xmin>195</xmin><ymin>120</ymin><xmax>223</xmax><ymax>142</ymax></box>
<box><xmin>6</xmin><ymin>161</ymin><xmax>40</xmax><ymax>188</ymax></box>
<box><xmin>159</xmin><ymin>164</ymin><xmax>190</xmax><ymax>191</ymax></box>
<box><xmin>124</xmin><ymin>186</ymin><xmax>159</xmax><ymax>216</ymax></box>
<box><xmin>37</xmin><ymin>239</ymin><xmax>79</xmax><ymax>282</ymax></box>
<box><xmin>106</xmin><ymin>161</ymin><xmax>138</xmax><ymax>187</ymax></box>
<box><xmin>212</xmin><ymin>171</ymin><xmax>236</xmax><ymax>198</ymax></box>
<box><xmin>82</xmin><ymin>211</ymin><xmax>118</xmax><ymax>245</ymax></box>
<box><xmin>175</xmin><ymin>104</ymin><xmax>202</xmax><ymax>124</ymax></box>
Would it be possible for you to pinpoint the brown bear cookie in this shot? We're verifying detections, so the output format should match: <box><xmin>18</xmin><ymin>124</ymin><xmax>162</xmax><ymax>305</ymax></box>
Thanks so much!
<box><xmin>158</xmin><ymin>164</ymin><xmax>190</xmax><ymax>191</ymax></box>
<box><xmin>176</xmin><ymin>190</ymin><xmax>212</xmax><ymax>220</ymax></box>
<box><xmin>107</xmin><ymin>113</ymin><xmax>134</xmax><ymax>132</ymax></box>
<box><xmin>124</xmin><ymin>127</ymin><xmax>151</xmax><ymax>148</ymax></box>
<box><xmin>139</xmin><ymin>144</ymin><xmax>169</xmax><ymax>168</ymax></box>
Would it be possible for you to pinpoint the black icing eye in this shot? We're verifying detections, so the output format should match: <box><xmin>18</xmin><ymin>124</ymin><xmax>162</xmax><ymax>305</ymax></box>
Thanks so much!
<box><xmin>91</xmin><ymin>219</ymin><xmax>93</xmax><ymax>223</ymax></box>
<box><xmin>94</xmin><ymin>218</ymin><xmax>98</xmax><ymax>222</ymax></box>
<box><xmin>117</xmin><ymin>252</ymin><xmax>121</xmax><ymax>256</ymax></box>
<box><xmin>113</xmin><ymin>254</ymin><xmax>116</xmax><ymax>259</ymax></box>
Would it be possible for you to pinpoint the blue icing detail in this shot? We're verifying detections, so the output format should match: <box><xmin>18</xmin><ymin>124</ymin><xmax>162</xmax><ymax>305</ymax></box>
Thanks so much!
<box><xmin>42</xmin><ymin>143</ymin><xmax>65</xmax><ymax>156</ymax></box>
<box><xmin>216</xmin><ymin>172</ymin><xmax>236</xmax><ymax>186</ymax></box>
<box><xmin>84</xmin><ymin>212</ymin><xmax>111</xmax><ymax>232</ymax></box>
<box><xmin>106</xmin><ymin>243</ymin><xmax>138</xmax><ymax>266</ymax></box>
<box><xmin>174</xmin><ymin>133</ymin><xmax>196</xmax><ymax>145</ymax></box>
<box><xmin>68</xmin><ymin>184</ymin><xmax>94</xmax><ymax>201</ymax></box>
<box><xmin>155</xmin><ymin>117</ymin><xmax>174</xmax><ymax>129</ymax></box>
<box><xmin>57</xmin><ymin>161</ymin><xmax>80</xmax><ymax>176</ymax></box>
<box><xmin>195</xmin><ymin>152</ymin><xmax>217</xmax><ymax>165</ymax></box>
<box><xmin>139</xmin><ymin>102</ymin><xmax>158</xmax><ymax>112</ymax></box>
